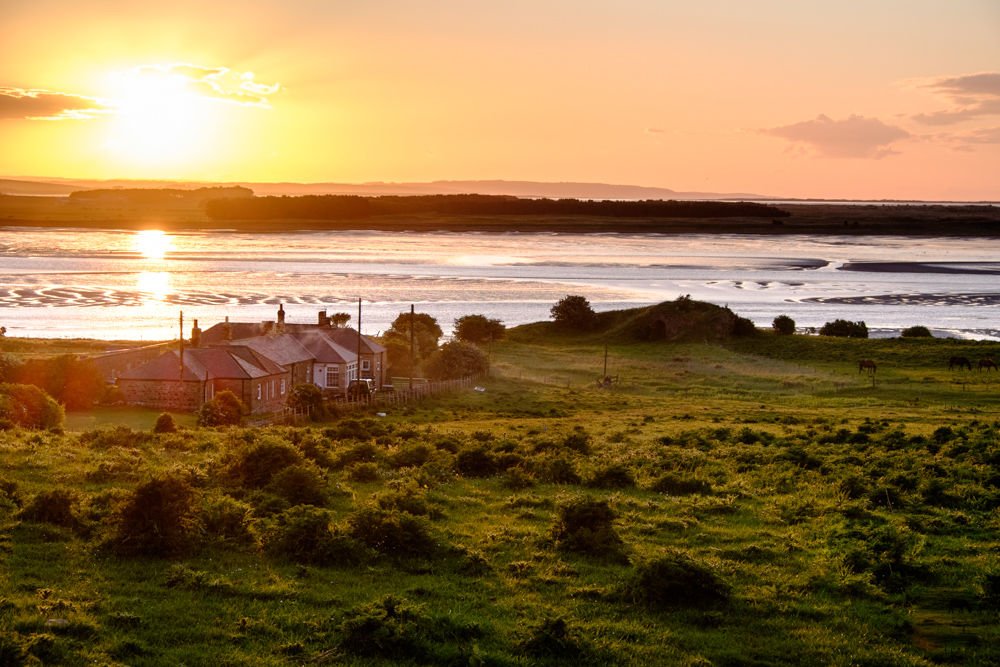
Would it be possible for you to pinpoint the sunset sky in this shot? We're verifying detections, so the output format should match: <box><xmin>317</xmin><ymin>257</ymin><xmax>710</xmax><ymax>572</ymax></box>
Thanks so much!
<box><xmin>1</xmin><ymin>1</ymin><xmax>998</xmax><ymax>200</ymax></box>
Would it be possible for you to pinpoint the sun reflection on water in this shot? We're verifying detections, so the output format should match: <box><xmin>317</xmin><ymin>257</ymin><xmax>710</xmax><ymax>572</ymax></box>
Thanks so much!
<box><xmin>137</xmin><ymin>272</ymin><xmax>171</xmax><ymax>302</ymax></box>
<box><xmin>134</xmin><ymin>230</ymin><xmax>173</xmax><ymax>259</ymax></box>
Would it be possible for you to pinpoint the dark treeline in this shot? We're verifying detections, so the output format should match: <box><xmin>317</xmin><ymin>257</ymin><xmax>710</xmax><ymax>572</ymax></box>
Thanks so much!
<box><xmin>204</xmin><ymin>194</ymin><xmax>789</xmax><ymax>221</ymax></box>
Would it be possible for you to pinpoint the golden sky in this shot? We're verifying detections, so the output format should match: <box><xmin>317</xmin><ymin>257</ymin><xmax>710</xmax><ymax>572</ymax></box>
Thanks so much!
<box><xmin>1</xmin><ymin>0</ymin><xmax>998</xmax><ymax>200</ymax></box>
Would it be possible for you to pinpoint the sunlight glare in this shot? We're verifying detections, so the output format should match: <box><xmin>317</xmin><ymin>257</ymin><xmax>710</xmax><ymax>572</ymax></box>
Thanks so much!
<box><xmin>134</xmin><ymin>230</ymin><xmax>173</xmax><ymax>259</ymax></box>
<box><xmin>137</xmin><ymin>271</ymin><xmax>171</xmax><ymax>303</ymax></box>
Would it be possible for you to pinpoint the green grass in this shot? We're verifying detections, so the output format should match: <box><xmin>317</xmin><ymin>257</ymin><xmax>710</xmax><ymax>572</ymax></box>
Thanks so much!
<box><xmin>2</xmin><ymin>331</ymin><xmax>1000</xmax><ymax>665</ymax></box>
<box><xmin>63</xmin><ymin>407</ymin><xmax>197</xmax><ymax>432</ymax></box>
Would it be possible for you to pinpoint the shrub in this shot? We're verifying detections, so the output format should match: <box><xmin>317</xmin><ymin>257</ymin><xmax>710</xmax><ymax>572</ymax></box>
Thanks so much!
<box><xmin>0</xmin><ymin>476</ymin><xmax>23</xmax><ymax>509</ymax></box>
<box><xmin>108</xmin><ymin>474</ymin><xmax>201</xmax><ymax>558</ymax></box>
<box><xmin>538</xmin><ymin>457</ymin><xmax>581</xmax><ymax>485</ymax></box>
<box><xmin>0</xmin><ymin>383</ymin><xmax>64</xmax><ymax>429</ymax></box>
<box><xmin>586</xmin><ymin>463</ymin><xmax>635</xmax><ymax>489</ymax></box>
<box><xmin>649</xmin><ymin>473</ymin><xmax>712</xmax><ymax>496</ymax></box>
<box><xmin>224</xmin><ymin>438</ymin><xmax>303</xmax><ymax>488</ymax></box>
<box><xmin>455</xmin><ymin>447</ymin><xmax>499</xmax><ymax>477</ymax></box>
<box><xmin>202</xmin><ymin>495</ymin><xmax>253</xmax><ymax>543</ymax></box>
<box><xmin>79</xmin><ymin>423</ymin><xmax>154</xmax><ymax>449</ymax></box>
<box><xmin>389</xmin><ymin>443</ymin><xmax>432</xmax><ymax>469</ymax></box>
<box><xmin>258</xmin><ymin>505</ymin><xmax>366</xmax><ymax>565</ymax></box>
<box><xmin>424</xmin><ymin>341</ymin><xmax>489</xmax><ymax>380</ymax></box>
<box><xmin>152</xmin><ymin>413</ymin><xmax>178</xmax><ymax>434</ymax></box>
<box><xmin>453</xmin><ymin>314</ymin><xmax>506</xmax><ymax>344</ymax></box>
<box><xmin>731</xmin><ymin>316</ymin><xmax>757</xmax><ymax>337</ymax></box>
<box><xmin>286</xmin><ymin>383</ymin><xmax>325</xmax><ymax>420</ymax></box>
<box><xmin>615</xmin><ymin>552</ymin><xmax>732</xmax><ymax>608</ymax></box>
<box><xmin>517</xmin><ymin>617</ymin><xmax>584</xmax><ymax>658</ymax></box>
<box><xmin>502</xmin><ymin>467</ymin><xmax>536</xmax><ymax>490</ymax></box>
<box><xmin>550</xmin><ymin>295</ymin><xmax>598</xmax><ymax>331</ymax></box>
<box><xmin>196</xmin><ymin>390</ymin><xmax>245</xmax><ymax>427</ymax></box>
<box><xmin>901</xmin><ymin>325</ymin><xmax>932</xmax><ymax>338</ymax></box>
<box><xmin>18</xmin><ymin>489</ymin><xmax>80</xmax><ymax>529</ymax></box>
<box><xmin>772</xmin><ymin>315</ymin><xmax>795</xmax><ymax>335</ymax></box>
<box><xmin>819</xmin><ymin>319</ymin><xmax>868</xmax><ymax>338</ymax></box>
<box><xmin>346</xmin><ymin>506</ymin><xmax>439</xmax><ymax>558</ymax></box>
<box><xmin>265</xmin><ymin>465</ymin><xmax>327</xmax><ymax>506</ymax></box>
<box><xmin>345</xmin><ymin>462</ymin><xmax>381</xmax><ymax>483</ymax></box>
<box><xmin>332</xmin><ymin>440</ymin><xmax>379</xmax><ymax>469</ymax></box>
<box><xmin>337</xmin><ymin>595</ymin><xmax>427</xmax><ymax>659</ymax></box>
<box><xmin>550</xmin><ymin>495</ymin><xmax>627</xmax><ymax>562</ymax></box>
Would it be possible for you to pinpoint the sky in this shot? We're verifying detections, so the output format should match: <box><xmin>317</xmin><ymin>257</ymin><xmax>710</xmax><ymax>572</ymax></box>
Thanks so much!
<box><xmin>1</xmin><ymin>0</ymin><xmax>998</xmax><ymax>200</ymax></box>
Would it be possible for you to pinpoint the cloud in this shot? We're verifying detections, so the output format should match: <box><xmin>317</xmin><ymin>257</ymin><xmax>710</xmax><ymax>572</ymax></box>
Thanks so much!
<box><xmin>760</xmin><ymin>114</ymin><xmax>910</xmax><ymax>159</ymax></box>
<box><xmin>918</xmin><ymin>125</ymin><xmax>1000</xmax><ymax>153</ymax></box>
<box><xmin>0</xmin><ymin>87</ymin><xmax>113</xmax><ymax>120</ymax></box>
<box><xmin>911</xmin><ymin>72</ymin><xmax>1000</xmax><ymax>126</ymax></box>
<box><xmin>114</xmin><ymin>63</ymin><xmax>281</xmax><ymax>107</ymax></box>
<box><xmin>645</xmin><ymin>127</ymin><xmax>665</xmax><ymax>134</ymax></box>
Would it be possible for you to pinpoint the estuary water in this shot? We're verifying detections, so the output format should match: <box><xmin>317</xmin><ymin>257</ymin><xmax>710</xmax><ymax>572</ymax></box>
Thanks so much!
<box><xmin>0</xmin><ymin>227</ymin><xmax>998</xmax><ymax>341</ymax></box>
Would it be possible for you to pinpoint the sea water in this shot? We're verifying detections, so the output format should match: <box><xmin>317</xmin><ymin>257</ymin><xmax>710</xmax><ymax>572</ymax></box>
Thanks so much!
<box><xmin>0</xmin><ymin>228</ymin><xmax>997</xmax><ymax>341</ymax></box>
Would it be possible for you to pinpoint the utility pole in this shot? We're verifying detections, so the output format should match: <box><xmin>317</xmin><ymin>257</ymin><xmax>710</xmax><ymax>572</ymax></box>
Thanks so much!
<box><xmin>409</xmin><ymin>304</ymin><xmax>415</xmax><ymax>391</ymax></box>
<box><xmin>179</xmin><ymin>311</ymin><xmax>185</xmax><ymax>383</ymax></box>
<box><xmin>356</xmin><ymin>298</ymin><xmax>362</xmax><ymax>386</ymax></box>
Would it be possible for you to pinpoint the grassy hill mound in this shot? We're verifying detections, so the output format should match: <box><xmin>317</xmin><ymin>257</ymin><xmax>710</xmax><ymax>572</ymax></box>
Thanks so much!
<box><xmin>511</xmin><ymin>296</ymin><xmax>751</xmax><ymax>345</ymax></box>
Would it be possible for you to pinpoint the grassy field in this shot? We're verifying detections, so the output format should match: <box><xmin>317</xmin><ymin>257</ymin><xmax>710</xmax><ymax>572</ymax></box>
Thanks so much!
<box><xmin>2</xmin><ymin>330</ymin><xmax>1000</xmax><ymax>665</ymax></box>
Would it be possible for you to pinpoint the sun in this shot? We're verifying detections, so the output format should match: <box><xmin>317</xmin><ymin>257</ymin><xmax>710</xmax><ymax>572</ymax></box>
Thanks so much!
<box><xmin>134</xmin><ymin>230</ymin><xmax>173</xmax><ymax>259</ymax></box>
<box><xmin>104</xmin><ymin>70</ymin><xmax>219</xmax><ymax>166</ymax></box>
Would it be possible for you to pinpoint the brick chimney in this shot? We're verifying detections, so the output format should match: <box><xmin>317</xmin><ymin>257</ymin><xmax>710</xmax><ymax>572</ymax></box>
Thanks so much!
<box><xmin>318</xmin><ymin>309</ymin><xmax>329</xmax><ymax>327</ymax></box>
<box><xmin>223</xmin><ymin>316</ymin><xmax>232</xmax><ymax>342</ymax></box>
<box><xmin>191</xmin><ymin>319</ymin><xmax>202</xmax><ymax>347</ymax></box>
<box><xmin>277</xmin><ymin>303</ymin><xmax>285</xmax><ymax>334</ymax></box>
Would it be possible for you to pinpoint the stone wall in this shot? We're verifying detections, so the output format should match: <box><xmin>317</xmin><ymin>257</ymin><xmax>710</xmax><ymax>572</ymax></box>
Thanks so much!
<box><xmin>89</xmin><ymin>343</ymin><xmax>175</xmax><ymax>382</ymax></box>
<box><xmin>119</xmin><ymin>378</ymin><xmax>203</xmax><ymax>412</ymax></box>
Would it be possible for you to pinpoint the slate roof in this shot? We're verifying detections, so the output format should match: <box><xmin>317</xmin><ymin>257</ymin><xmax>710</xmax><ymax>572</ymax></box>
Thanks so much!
<box><xmin>222</xmin><ymin>334</ymin><xmax>315</xmax><ymax>367</ymax></box>
<box><xmin>292</xmin><ymin>331</ymin><xmax>358</xmax><ymax>364</ymax></box>
<box><xmin>119</xmin><ymin>347</ymin><xmax>285</xmax><ymax>382</ymax></box>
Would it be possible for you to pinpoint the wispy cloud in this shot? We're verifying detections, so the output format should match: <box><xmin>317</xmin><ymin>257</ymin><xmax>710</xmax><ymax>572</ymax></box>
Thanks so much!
<box><xmin>114</xmin><ymin>63</ymin><xmax>281</xmax><ymax>107</ymax></box>
<box><xmin>645</xmin><ymin>127</ymin><xmax>665</xmax><ymax>134</ymax></box>
<box><xmin>910</xmin><ymin>72</ymin><xmax>1000</xmax><ymax>126</ymax></box>
<box><xmin>760</xmin><ymin>114</ymin><xmax>909</xmax><ymax>159</ymax></box>
<box><xmin>920</xmin><ymin>125</ymin><xmax>1000</xmax><ymax>152</ymax></box>
<box><xmin>0</xmin><ymin>87</ymin><xmax>113</xmax><ymax>120</ymax></box>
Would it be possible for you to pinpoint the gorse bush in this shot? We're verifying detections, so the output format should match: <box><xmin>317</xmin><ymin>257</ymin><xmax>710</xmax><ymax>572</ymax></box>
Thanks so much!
<box><xmin>18</xmin><ymin>489</ymin><xmax>80</xmax><ymax>530</ymax></box>
<box><xmin>80</xmin><ymin>424</ymin><xmax>153</xmax><ymax>449</ymax></box>
<box><xmin>586</xmin><ymin>463</ymin><xmax>635</xmax><ymax>489</ymax></box>
<box><xmin>901</xmin><ymin>325</ymin><xmax>932</xmax><ymax>338</ymax></box>
<box><xmin>257</xmin><ymin>505</ymin><xmax>366</xmax><ymax>566</ymax></box>
<box><xmin>649</xmin><ymin>473</ymin><xmax>712</xmax><ymax>496</ymax></box>
<box><xmin>265</xmin><ymin>464</ymin><xmax>327</xmax><ymax>506</ymax></box>
<box><xmin>223</xmin><ymin>438</ymin><xmax>303</xmax><ymax>488</ymax></box>
<box><xmin>108</xmin><ymin>474</ymin><xmax>201</xmax><ymax>558</ymax></box>
<box><xmin>346</xmin><ymin>505</ymin><xmax>440</xmax><ymax>558</ymax></box>
<box><xmin>616</xmin><ymin>552</ymin><xmax>732</xmax><ymax>608</ymax></box>
<box><xmin>550</xmin><ymin>495</ymin><xmax>627</xmax><ymax>562</ymax></box>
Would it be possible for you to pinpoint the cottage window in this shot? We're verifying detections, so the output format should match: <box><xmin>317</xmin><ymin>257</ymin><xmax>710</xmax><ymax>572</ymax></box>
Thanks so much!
<box><xmin>326</xmin><ymin>366</ymin><xmax>338</xmax><ymax>388</ymax></box>
<box><xmin>281</xmin><ymin>379</ymin><xmax>286</xmax><ymax>395</ymax></box>
<box><xmin>257</xmin><ymin>384</ymin><xmax>261</xmax><ymax>400</ymax></box>
<box><xmin>271</xmin><ymin>380</ymin><xmax>275</xmax><ymax>397</ymax></box>
<box><xmin>347</xmin><ymin>362</ymin><xmax>357</xmax><ymax>381</ymax></box>
<box><xmin>361</xmin><ymin>359</ymin><xmax>370</xmax><ymax>372</ymax></box>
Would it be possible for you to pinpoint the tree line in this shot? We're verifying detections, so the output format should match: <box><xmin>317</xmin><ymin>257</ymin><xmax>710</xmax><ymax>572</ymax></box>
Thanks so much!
<box><xmin>204</xmin><ymin>194</ymin><xmax>789</xmax><ymax>221</ymax></box>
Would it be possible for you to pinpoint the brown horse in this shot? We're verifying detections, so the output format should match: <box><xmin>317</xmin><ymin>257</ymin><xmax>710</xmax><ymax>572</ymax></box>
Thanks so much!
<box><xmin>980</xmin><ymin>358</ymin><xmax>999</xmax><ymax>373</ymax></box>
<box><xmin>949</xmin><ymin>356</ymin><xmax>972</xmax><ymax>371</ymax></box>
<box><xmin>859</xmin><ymin>359</ymin><xmax>876</xmax><ymax>374</ymax></box>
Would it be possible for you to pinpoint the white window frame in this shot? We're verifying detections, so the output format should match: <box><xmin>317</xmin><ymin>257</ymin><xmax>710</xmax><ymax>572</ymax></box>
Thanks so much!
<box><xmin>280</xmin><ymin>378</ymin><xmax>286</xmax><ymax>395</ymax></box>
<box><xmin>361</xmin><ymin>359</ymin><xmax>371</xmax><ymax>372</ymax></box>
<box><xmin>326</xmin><ymin>366</ymin><xmax>339</xmax><ymax>389</ymax></box>
<box><xmin>257</xmin><ymin>384</ymin><xmax>262</xmax><ymax>400</ymax></box>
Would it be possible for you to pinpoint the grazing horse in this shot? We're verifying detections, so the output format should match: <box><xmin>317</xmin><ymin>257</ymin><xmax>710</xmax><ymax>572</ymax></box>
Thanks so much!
<box><xmin>980</xmin><ymin>358</ymin><xmax>999</xmax><ymax>373</ymax></box>
<box><xmin>858</xmin><ymin>359</ymin><xmax>877</xmax><ymax>374</ymax></box>
<box><xmin>949</xmin><ymin>356</ymin><xmax>972</xmax><ymax>371</ymax></box>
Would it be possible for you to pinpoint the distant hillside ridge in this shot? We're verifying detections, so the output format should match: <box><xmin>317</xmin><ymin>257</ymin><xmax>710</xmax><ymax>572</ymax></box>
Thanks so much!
<box><xmin>204</xmin><ymin>194</ymin><xmax>788</xmax><ymax>221</ymax></box>
<box><xmin>69</xmin><ymin>186</ymin><xmax>253</xmax><ymax>205</ymax></box>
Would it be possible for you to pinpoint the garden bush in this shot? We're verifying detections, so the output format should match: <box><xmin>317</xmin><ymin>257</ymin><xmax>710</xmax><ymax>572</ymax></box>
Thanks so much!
<box><xmin>286</xmin><ymin>383</ymin><xmax>325</xmax><ymax>420</ymax></box>
<box><xmin>152</xmin><ymin>412</ymin><xmax>178</xmax><ymax>434</ymax></box>
<box><xmin>196</xmin><ymin>390</ymin><xmax>245</xmax><ymax>427</ymax></box>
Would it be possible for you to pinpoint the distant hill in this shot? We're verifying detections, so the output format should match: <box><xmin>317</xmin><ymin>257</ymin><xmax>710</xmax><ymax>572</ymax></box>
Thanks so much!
<box><xmin>1</xmin><ymin>176</ymin><xmax>771</xmax><ymax>201</ymax></box>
